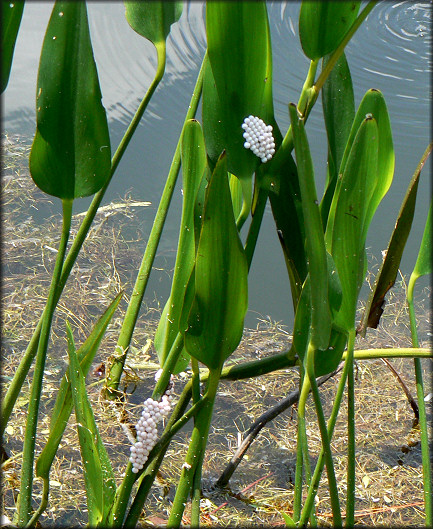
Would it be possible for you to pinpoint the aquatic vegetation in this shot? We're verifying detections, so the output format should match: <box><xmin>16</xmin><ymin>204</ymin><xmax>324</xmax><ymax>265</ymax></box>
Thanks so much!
<box><xmin>1</xmin><ymin>1</ymin><xmax>431</xmax><ymax>527</ymax></box>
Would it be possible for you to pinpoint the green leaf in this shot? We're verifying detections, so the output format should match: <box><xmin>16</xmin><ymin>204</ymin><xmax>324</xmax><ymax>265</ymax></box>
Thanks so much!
<box><xmin>358</xmin><ymin>143</ymin><xmax>432</xmax><ymax>333</ymax></box>
<box><xmin>29</xmin><ymin>2</ymin><xmax>111</xmax><ymax>200</ymax></box>
<box><xmin>320</xmin><ymin>52</ymin><xmax>355</xmax><ymax>227</ymax></box>
<box><xmin>289</xmin><ymin>104</ymin><xmax>331</xmax><ymax>350</ymax></box>
<box><xmin>269</xmin><ymin>153</ymin><xmax>307</xmax><ymax>310</ymax></box>
<box><xmin>281</xmin><ymin>511</ymin><xmax>297</xmax><ymax>527</ymax></box>
<box><xmin>124</xmin><ymin>1</ymin><xmax>182</xmax><ymax>50</ymax></box>
<box><xmin>2</xmin><ymin>0</ymin><xmax>24</xmax><ymax>93</ymax></box>
<box><xmin>204</xmin><ymin>1</ymin><xmax>275</xmax><ymax>212</ymax></box>
<box><xmin>413</xmin><ymin>202</ymin><xmax>432</xmax><ymax>279</ymax></box>
<box><xmin>328</xmin><ymin>89</ymin><xmax>394</xmax><ymax>242</ymax></box>
<box><xmin>36</xmin><ymin>292</ymin><xmax>122</xmax><ymax>480</ymax></box>
<box><xmin>229</xmin><ymin>173</ymin><xmax>244</xmax><ymax>221</ymax></box>
<box><xmin>66</xmin><ymin>322</ymin><xmax>116</xmax><ymax>527</ymax></box>
<box><xmin>299</xmin><ymin>1</ymin><xmax>360</xmax><ymax>60</ymax></box>
<box><xmin>326</xmin><ymin>115</ymin><xmax>379</xmax><ymax>329</ymax></box>
<box><xmin>292</xmin><ymin>253</ymin><xmax>345</xmax><ymax>375</ymax></box>
<box><xmin>183</xmin><ymin>152</ymin><xmax>248</xmax><ymax>370</ymax></box>
<box><xmin>154</xmin><ymin>119</ymin><xmax>207</xmax><ymax>373</ymax></box>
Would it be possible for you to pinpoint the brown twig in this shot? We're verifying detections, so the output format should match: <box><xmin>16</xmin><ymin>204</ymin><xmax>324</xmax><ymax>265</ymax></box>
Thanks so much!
<box><xmin>214</xmin><ymin>365</ymin><xmax>343</xmax><ymax>489</ymax></box>
<box><xmin>381</xmin><ymin>357</ymin><xmax>419</xmax><ymax>419</ymax></box>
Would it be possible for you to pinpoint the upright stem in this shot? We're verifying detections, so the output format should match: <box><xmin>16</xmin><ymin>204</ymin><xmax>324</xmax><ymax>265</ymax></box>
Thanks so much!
<box><xmin>167</xmin><ymin>367</ymin><xmax>221</xmax><ymax>528</ymax></box>
<box><xmin>2</xmin><ymin>45</ymin><xmax>168</xmax><ymax>434</ymax></box>
<box><xmin>104</xmin><ymin>51</ymin><xmax>207</xmax><ymax>398</ymax></box>
<box><xmin>407</xmin><ymin>274</ymin><xmax>432</xmax><ymax>526</ymax></box>
<box><xmin>306</xmin><ymin>343</ymin><xmax>341</xmax><ymax>526</ymax></box>
<box><xmin>345</xmin><ymin>328</ymin><xmax>356</xmax><ymax>527</ymax></box>
<box><xmin>16</xmin><ymin>199</ymin><xmax>73</xmax><ymax>526</ymax></box>
<box><xmin>293</xmin><ymin>367</ymin><xmax>310</xmax><ymax>522</ymax></box>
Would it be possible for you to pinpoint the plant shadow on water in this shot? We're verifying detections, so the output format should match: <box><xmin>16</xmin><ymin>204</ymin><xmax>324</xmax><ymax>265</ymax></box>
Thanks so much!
<box><xmin>1</xmin><ymin>134</ymin><xmax>432</xmax><ymax>526</ymax></box>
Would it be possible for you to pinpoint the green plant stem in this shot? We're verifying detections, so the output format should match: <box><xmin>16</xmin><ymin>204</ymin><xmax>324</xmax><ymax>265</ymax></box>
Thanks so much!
<box><xmin>152</xmin><ymin>332</ymin><xmax>184</xmax><ymax>400</ymax></box>
<box><xmin>25</xmin><ymin>479</ymin><xmax>49</xmax><ymax>529</ymax></box>
<box><xmin>208</xmin><ymin>346</ymin><xmax>431</xmax><ymax>386</ymax></box>
<box><xmin>244</xmin><ymin>186</ymin><xmax>269</xmax><ymax>269</ymax></box>
<box><xmin>293</xmin><ymin>367</ymin><xmax>310</xmax><ymax>522</ymax></box>
<box><xmin>191</xmin><ymin>357</ymin><xmax>201</xmax><ymax>404</ymax></box>
<box><xmin>104</xmin><ymin>51</ymin><xmax>206</xmax><ymax>399</ymax></box>
<box><xmin>167</xmin><ymin>367</ymin><xmax>222</xmax><ymax>528</ymax></box>
<box><xmin>16</xmin><ymin>199</ymin><xmax>73</xmax><ymax>527</ymax></box>
<box><xmin>351</xmin><ymin>347</ymin><xmax>431</xmax><ymax>360</ymax></box>
<box><xmin>1</xmin><ymin>46</ymin><xmax>168</xmax><ymax>436</ymax></box>
<box><xmin>407</xmin><ymin>274</ymin><xmax>432</xmax><ymax>526</ymax></box>
<box><xmin>345</xmin><ymin>328</ymin><xmax>356</xmax><ymax>527</ymax></box>
<box><xmin>115</xmin><ymin>380</ymin><xmax>214</xmax><ymax>527</ymax></box>
<box><xmin>122</xmin><ymin>383</ymin><xmax>193</xmax><ymax>528</ymax></box>
<box><xmin>191</xmin><ymin>440</ymin><xmax>205</xmax><ymax>528</ymax></box>
<box><xmin>298</xmin><ymin>337</ymin><xmax>352</xmax><ymax>526</ymax></box>
<box><xmin>297</xmin><ymin>59</ymin><xmax>319</xmax><ymax>117</ymax></box>
<box><xmin>306</xmin><ymin>343</ymin><xmax>341</xmax><ymax>526</ymax></box>
<box><xmin>111</xmin><ymin>380</ymin><xmax>193</xmax><ymax>527</ymax></box>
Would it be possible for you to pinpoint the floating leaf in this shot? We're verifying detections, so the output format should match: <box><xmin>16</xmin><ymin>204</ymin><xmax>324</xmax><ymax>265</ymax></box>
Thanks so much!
<box><xmin>299</xmin><ymin>1</ymin><xmax>360</xmax><ymax>60</ymax></box>
<box><xmin>184</xmin><ymin>152</ymin><xmax>248</xmax><ymax>370</ymax></box>
<box><xmin>2</xmin><ymin>0</ymin><xmax>24</xmax><ymax>93</ymax></box>
<box><xmin>29</xmin><ymin>2</ymin><xmax>111</xmax><ymax>199</ymax></box>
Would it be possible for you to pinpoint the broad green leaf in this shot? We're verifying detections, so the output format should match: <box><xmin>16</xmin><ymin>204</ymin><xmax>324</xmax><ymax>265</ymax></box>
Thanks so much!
<box><xmin>299</xmin><ymin>1</ymin><xmax>360</xmax><ymax>60</ymax></box>
<box><xmin>281</xmin><ymin>511</ymin><xmax>297</xmax><ymax>527</ymax></box>
<box><xmin>358</xmin><ymin>143</ymin><xmax>432</xmax><ymax>334</ymax></box>
<box><xmin>326</xmin><ymin>116</ymin><xmax>379</xmax><ymax>329</ymax></box>
<box><xmin>328</xmin><ymin>89</ymin><xmax>394</xmax><ymax>242</ymax></box>
<box><xmin>2</xmin><ymin>0</ymin><xmax>24</xmax><ymax>93</ymax></box>
<box><xmin>154</xmin><ymin>120</ymin><xmax>207</xmax><ymax>373</ymax></box>
<box><xmin>204</xmin><ymin>1</ymin><xmax>275</xmax><ymax>212</ymax></box>
<box><xmin>229</xmin><ymin>173</ymin><xmax>244</xmax><ymax>221</ymax></box>
<box><xmin>29</xmin><ymin>2</ymin><xmax>111</xmax><ymax>199</ymax></box>
<box><xmin>289</xmin><ymin>103</ymin><xmax>331</xmax><ymax>350</ymax></box>
<box><xmin>320</xmin><ymin>52</ymin><xmax>355</xmax><ymax>227</ymax></box>
<box><xmin>269</xmin><ymin>153</ymin><xmax>307</xmax><ymax>310</ymax></box>
<box><xmin>66</xmin><ymin>322</ymin><xmax>116</xmax><ymax>527</ymax></box>
<box><xmin>124</xmin><ymin>1</ymin><xmax>182</xmax><ymax>50</ymax></box>
<box><xmin>36</xmin><ymin>292</ymin><xmax>122</xmax><ymax>480</ymax></box>
<box><xmin>292</xmin><ymin>254</ymin><xmax>345</xmax><ymax>375</ymax></box>
<box><xmin>183</xmin><ymin>152</ymin><xmax>248</xmax><ymax>370</ymax></box>
<box><xmin>413</xmin><ymin>202</ymin><xmax>432</xmax><ymax>279</ymax></box>
<box><xmin>315</xmin><ymin>326</ymin><xmax>348</xmax><ymax>377</ymax></box>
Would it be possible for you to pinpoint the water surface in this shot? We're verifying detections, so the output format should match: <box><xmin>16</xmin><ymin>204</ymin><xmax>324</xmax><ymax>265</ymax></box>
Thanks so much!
<box><xmin>3</xmin><ymin>1</ymin><xmax>431</xmax><ymax>326</ymax></box>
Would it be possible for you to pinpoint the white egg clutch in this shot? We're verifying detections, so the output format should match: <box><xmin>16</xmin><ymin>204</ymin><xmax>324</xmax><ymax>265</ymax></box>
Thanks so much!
<box><xmin>242</xmin><ymin>115</ymin><xmax>276</xmax><ymax>163</ymax></box>
<box><xmin>129</xmin><ymin>371</ymin><xmax>174</xmax><ymax>474</ymax></box>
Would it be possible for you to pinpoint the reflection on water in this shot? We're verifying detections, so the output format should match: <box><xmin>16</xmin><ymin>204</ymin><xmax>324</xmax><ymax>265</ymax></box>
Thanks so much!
<box><xmin>2</xmin><ymin>1</ymin><xmax>431</xmax><ymax>326</ymax></box>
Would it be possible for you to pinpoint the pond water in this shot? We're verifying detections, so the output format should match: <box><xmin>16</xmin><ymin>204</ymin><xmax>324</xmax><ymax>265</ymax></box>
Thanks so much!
<box><xmin>3</xmin><ymin>1</ymin><xmax>431</xmax><ymax>328</ymax></box>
